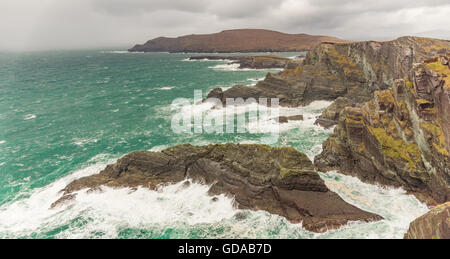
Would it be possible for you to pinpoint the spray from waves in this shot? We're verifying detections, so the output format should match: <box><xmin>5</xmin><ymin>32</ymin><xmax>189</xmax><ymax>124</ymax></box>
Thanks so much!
<box><xmin>157</xmin><ymin>86</ymin><xmax>175</xmax><ymax>90</ymax></box>
<box><xmin>0</xmin><ymin>99</ymin><xmax>428</xmax><ymax>238</ymax></box>
<box><xmin>0</xmin><ymin>160</ymin><xmax>115</xmax><ymax>238</ymax></box>
<box><xmin>319</xmin><ymin>172</ymin><xmax>429</xmax><ymax>239</ymax></box>
<box><xmin>208</xmin><ymin>63</ymin><xmax>283</xmax><ymax>72</ymax></box>
<box><xmin>24</xmin><ymin>114</ymin><xmax>37</xmax><ymax>120</ymax></box>
<box><xmin>99</xmin><ymin>51</ymin><xmax>130</xmax><ymax>54</ymax></box>
<box><xmin>173</xmin><ymin>99</ymin><xmax>332</xmax><ymax>133</ymax></box>
<box><xmin>0</xmin><ymin>160</ymin><xmax>304</xmax><ymax>239</ymax></box>
<box><xmin>216</xmin><ymin>76</ymin><xmax>266</xmax><ymax>91</ymax></box>
<box><xmin>0</xmin><ymin>138</ymin><xmax>429</xmax><ymax>238</ymax></box>
<box><xmin>182</xmin><ymin>58</ymin><xmax>233</xmax><ymax>62</ymax></box>
<box><xmin>0</xmin><ymin>162</ymin><xmax>428</xmax><ymax>238</ymax></box>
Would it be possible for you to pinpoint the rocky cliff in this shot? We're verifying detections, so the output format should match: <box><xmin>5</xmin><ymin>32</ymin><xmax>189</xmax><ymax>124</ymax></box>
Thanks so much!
<box><xmin>405</xmin><ymin>202</ymin><xmax>449</xmax><ymax>239</ymax></box>
<box><xmin>315</xmin><ymin>55</ymin><xmax>450</xmax><ymax>205</ymax></box>
<box><xmin>129</xmin><ymin>29</ymin><xmax>347</xmax><ymax>53</ymax></box>
<box><xmin>207</xmin><ymin>37</ymin><xmax>450</xmax><ymax>125</ymax></box>
<box><xmin>52</xmin><ymin>144</ymin><xmax>382</xmax><ymax>233</ymax></box>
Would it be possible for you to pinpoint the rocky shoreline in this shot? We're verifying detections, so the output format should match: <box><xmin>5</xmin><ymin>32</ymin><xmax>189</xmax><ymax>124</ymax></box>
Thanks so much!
<box><xmin>53</xmin><ymin>144</ymin><xmax>382</xmax><ymax>233</ymax></box>
<box><xmin>61</xmin><ymin>36</ymin><xmax>450</xmax><ymax>238</ymax></box>
<box><xmin>206</xmin><ymin>37</ymin><xmax>450</xmax><ymax>117</ymax></box>
<box><xmin>315</xmin><ymin>55</ymin><xmax>450</xmax><ymax>206</ymax></box>
<box><xmin>189</xmin><ymin>55</ymin><xmax>300</xmax><ymax>69</ymax></box>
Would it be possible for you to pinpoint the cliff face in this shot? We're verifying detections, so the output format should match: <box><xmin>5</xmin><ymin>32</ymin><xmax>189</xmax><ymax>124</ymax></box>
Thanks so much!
<box><xmin>128</xmin><ymin>29</ymin><xmax>347</xmax><ymax>53</ymax></box>
<box><xmin>208</xmin><ymin>37</ymin><xmax>450</xmax><ymax>115</ymax></box>
<box><xmin>315</xmin><ymin>55</ymin><xmax>450</xmax><ymax>205</ymax></box>
<box><xmin>52</xmin><ymin>144</ymin><xmax>382</xmax><ymax>233</ymax></box>
<box><xmin>405</xmin><ymin>202</ymin><xmax>450</xmax><ymax>239</ymax></box>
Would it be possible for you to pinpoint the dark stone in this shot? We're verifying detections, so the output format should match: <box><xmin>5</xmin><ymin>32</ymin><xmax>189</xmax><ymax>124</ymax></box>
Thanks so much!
<box><xmin>53</xmin><ymin>143</ymin><xmax>382</xmax><ymax>233</ymax></box>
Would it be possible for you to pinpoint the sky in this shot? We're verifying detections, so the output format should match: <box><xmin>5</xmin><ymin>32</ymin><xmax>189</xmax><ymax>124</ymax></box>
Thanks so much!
<box><xmin>0</xmin><ymin>0</ymin><xmax>449</xmax><ymax>51</ymax></box>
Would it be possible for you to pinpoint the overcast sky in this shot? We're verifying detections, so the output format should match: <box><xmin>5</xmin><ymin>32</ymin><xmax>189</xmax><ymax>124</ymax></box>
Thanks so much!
<box><xmin>1</xmin><ymin>0</ymin><xmax>449</xmax><ymax>51</ymax></box>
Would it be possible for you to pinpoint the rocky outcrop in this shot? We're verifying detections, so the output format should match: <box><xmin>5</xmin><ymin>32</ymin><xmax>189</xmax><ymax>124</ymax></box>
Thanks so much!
<box><xmin>315</xmin><ymin>55</ymin><xmax>450</xmax><ymax>205</ymax></box>
<box><xmin>278</xmin><ymin>115</ymin><xmax>304</xmax><ymax>124</ymax></box>
<box><xmin>189</xmin><ymin>55</ymin><xmax>299</xmax><ymax>69</ymax></box>
<box><xmin>207</xmin><ymin>37</ymin><xmax>450</xmax><ymax>121</ymax></box>
<box><xmin>52</xmin><ymin>144</ymin><xmax>382</xmax><ymax>233</ymax></box>
<box><xmin>129</xmin><ymin>29</ymin><xmax>347</xmax><ymax>53</ymax></box>
<box><xmin>315</xmin><ymin>97</ymin><xmax>355</xmax><ymax>128</ymax></box>
<box><xmin>405</xmin><ymin>202</ymin><xmax>450</xmax><ymax>239</ymax></box>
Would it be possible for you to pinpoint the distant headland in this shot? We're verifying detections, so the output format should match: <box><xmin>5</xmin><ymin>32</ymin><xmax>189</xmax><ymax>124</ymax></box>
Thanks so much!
<box><xmin>128</xmin><ymin>29</ymin><xmax>348</xmax><ymax>53</ymax></box>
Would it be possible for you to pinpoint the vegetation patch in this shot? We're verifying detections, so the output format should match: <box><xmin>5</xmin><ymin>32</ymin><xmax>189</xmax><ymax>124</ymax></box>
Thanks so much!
<box><xmin>368</xmin><ymin>126</ymin><xmax>422</xmax><ymax>171</ymax></box>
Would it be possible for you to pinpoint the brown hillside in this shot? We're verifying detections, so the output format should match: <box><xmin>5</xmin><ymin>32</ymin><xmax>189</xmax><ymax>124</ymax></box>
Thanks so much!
<box><xmin>129</xmin><ymin>29</ymin><xmax>348</xmax><ymax>53</ymax></box>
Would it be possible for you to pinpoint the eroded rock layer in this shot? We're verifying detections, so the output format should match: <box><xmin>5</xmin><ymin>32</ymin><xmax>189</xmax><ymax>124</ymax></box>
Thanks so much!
<box><xmin>405</xmin><ymin>202</ymin><xmax>450</xmax><ymax>239</ymax></box>
<box><xmin>315</xmin><ymin>55</ymin><xmax>450</xmax><ymax>205</ymax></box>
<box><xmin>208</xmin><ymin>37</ymin><xmax>450</xmax><ymax>126</ymax></box>
<box><xmin>53</xmin><ymin>144</ymin><xmax>382</xmax><ymax>233</ymax></box>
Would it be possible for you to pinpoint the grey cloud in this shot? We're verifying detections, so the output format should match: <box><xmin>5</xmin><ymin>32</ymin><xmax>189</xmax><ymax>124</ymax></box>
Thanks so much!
<box><xmin>0</xmin><ymin>0</ymin><xmax>449</xmax><ymax>51</ymax></box>
<box><xmin>90</xmin><ymin>0</ymin><xmax>209</xmax><ymax>15</ymax></box>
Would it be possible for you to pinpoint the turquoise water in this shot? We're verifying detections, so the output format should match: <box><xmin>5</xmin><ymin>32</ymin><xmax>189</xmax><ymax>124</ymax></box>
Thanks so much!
<box><xmin>0</xmin><ymin>51</ymin><xmax>428</xmax><ymax>238</ymax></box>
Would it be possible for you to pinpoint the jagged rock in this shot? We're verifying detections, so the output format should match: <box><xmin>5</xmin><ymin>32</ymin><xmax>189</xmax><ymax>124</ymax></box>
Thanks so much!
<box><xmin>278</xmin><ymin>115</ymin><xmax>304</xmax><ymax>124</ymax></box>
<box><xmin>315</xmin><ymin>55</ymin><xmax>450</xmax><ymax>205</ymax></box>
<box><xmin>405</xmin><ymin>202</ymin><xmax>450</xmax><ymax>239</ymax></box>
<box><xmin>189</xmin><ymin>55</ymin><xmax>298</xmax><ymax>69</ymax></box>
<box><xmin>53</xmin><ymin>144</ymin><xmax>382</xmax><ymax>233</ymax></box>
<box><xmin>207</xmin><ymin>37</ymin><xmax>450</xmax><ymax>111</ymax></box>
<box><xmin>315</xmin><ymin>97</ymin><xmax>355</xmax><ymax>128</ymax></box>
<box><xmin>129</xmin><ymin>29</ymin><xmax>348</xmax><ymax>53</ymax></box>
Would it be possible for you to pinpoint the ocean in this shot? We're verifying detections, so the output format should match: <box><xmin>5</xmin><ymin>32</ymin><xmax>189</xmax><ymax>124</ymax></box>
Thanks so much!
<box><xmin>0</xmin><ymin>50</ymin><xmax>428</xmax><ymax>238</ymax></box>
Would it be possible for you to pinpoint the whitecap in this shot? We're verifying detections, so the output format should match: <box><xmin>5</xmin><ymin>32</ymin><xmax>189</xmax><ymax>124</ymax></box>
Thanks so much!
<box><xmin>24</xmin><ymin>114</ymin><xmax>36</xmax><ymax>120</ymax></box>
<box><xmin>209</xmin><ymin>63</ymin><xmax>241</xmax><ymax>71</ymax></box>
<box><xmin>319</xmin><ymin>171</ymin><xmax>429</xmax><ymax>239</ymax></box>
<box><xmin>0</xmin><ymin>140</ymin><xmax>5</xmax><ymax>145</ymax></box>
<box><xmin>100</xmin><ymin>51</ymin><xmax>129</xmax><ymax>54</ymax></box>
<box><xmin>209</xmin><ymin>63</ymin><xmax>284</xmax><ymax>72</ymax></box>
<box><xmin>73</xmin><ymin>138</ymin><xmax>98</xmax><ymax>146</ymax></box>
<box><xmin>157</xmin><ymin>86</ymin><xmax>175</xmax><ymax>91</ymax></box>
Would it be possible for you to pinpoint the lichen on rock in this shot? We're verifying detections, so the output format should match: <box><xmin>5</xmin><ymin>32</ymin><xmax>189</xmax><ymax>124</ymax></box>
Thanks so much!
<box><xmin>315</xmin><ymin>55</ymin><xmax>450</xmax><ymax>205</ymax></box>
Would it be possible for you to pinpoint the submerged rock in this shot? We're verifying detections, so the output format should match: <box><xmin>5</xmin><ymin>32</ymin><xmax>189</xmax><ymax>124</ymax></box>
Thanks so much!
<box><xmin>53</xmin><ymin>143</ymin><xmax>382</xmax><ymax>233</ymax></box>
<box><xmin>405</xmin><ymin>202</ymin><xmax>450</xmax><ymax>239</ymax></box>
<box><xmin>278</xmin><ymin>115</ymin><xmax>304</xmax><ymax>124</ymax></box>
<box><xmin>315</xmin><ymin>55</ymin><xmax>450</xmax><ymax>205</ymax></box>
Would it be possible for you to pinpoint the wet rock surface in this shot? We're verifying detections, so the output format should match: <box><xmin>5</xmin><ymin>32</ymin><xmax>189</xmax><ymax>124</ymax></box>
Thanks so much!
<box><xmin>53</xmin><ymin>143</ymin><xmax>382</xmax><ymax>233</ymax></box>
